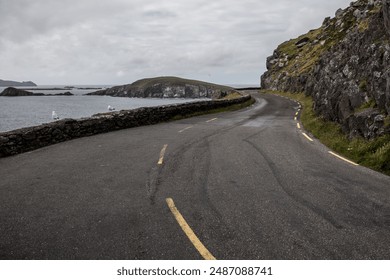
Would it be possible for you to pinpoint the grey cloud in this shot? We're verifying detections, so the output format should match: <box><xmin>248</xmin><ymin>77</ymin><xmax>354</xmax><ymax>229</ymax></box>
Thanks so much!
<box><xmin>142</xmin><ymin>9</ymin><xmax>177</xmax><ymax>18</ymax></box>
<box><xmin>0</xmin><ymin>0</ymin><xmax>353</xmax><ymax>85</ymax></box>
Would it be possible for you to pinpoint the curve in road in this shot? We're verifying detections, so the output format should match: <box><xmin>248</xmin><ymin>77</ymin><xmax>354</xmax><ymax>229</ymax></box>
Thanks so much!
<box><xmin>0</xmin><ymin>90</ymin><xmax>389</xmax><ymax>260</ymax></box>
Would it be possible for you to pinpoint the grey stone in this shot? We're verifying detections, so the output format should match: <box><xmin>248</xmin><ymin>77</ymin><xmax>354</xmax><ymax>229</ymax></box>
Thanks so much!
<box><xmin>0</xmin><ymin>136</ymin><xmax>9</xmax><ymax>143</ymax></box>
<box><xmin>295</xmin><ymin>37</ymin><xmax>310</xmax><ymax>48</ymax></box>
<box><xmin>336</xmin><ymin>8</ymin><xmax>344</xmax><ymax>18</ymax></box>
<box><xmin>353</xmin><ymin>9</ymin><xmax>366</xmax><ymax>20</ymax></box>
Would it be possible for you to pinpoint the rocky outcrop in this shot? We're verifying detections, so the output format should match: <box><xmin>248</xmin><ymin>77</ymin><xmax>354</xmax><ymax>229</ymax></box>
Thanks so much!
<box><xmin>0</xmin><ymin>87</ymin><xmax>38</xmax><ymax>96</ymax></box>
<box><xmin>0</xmin><ymin>87</ymin><xmax>73</xmax><ymax>96</ymax></box>
<box><xmin>0</xmin><ymin>79</ymin><xmax>36</xmax><ymax>87</ymax></box>
<box><xmin>87</xmin><ymin>76</ymin><xmax>234</xmax><ymax>99</ymax></box>
<box><xmin>383</xmin><ymin>0</ymin><xmax>390</xmax><ymax>35</ymax></box>
<box><xmin>0</xmin><ymin>94</ymin><xmax>251</xmax><ymax>157</ymax></box>
<box><xmin>261</xmin><ymin>0</ymin><xmax>390</xmax><ymax>139</ymax></box>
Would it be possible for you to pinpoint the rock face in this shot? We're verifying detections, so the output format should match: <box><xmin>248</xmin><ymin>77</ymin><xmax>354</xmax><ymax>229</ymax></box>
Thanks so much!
<box><xmin>261</xmin><ymin>0</ymin><xmax>390</xmax><ymax>139</ymax></box>
<box><xmin>383</xmin><ymin>0</ymin><xmax>390</xmax><ymax>35</ymax></box>
<box><xmin>0</xmin><ymin>87</ymin><xmax>73</xmax><ymax>96</ymax></box>
<box><xmin>87</xmin><ymin>76</ymin><xmax>234</xmax><ymax>99</ymax></box>
<box><xmin>0</xmin><ymin>79</ymin><xmax>37</xmax><ymax>87</ymax></box>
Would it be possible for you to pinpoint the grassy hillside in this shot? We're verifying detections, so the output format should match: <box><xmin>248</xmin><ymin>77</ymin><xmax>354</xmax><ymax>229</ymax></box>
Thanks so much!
<box><xmin>269</xmin><ymin>4</ymin><xmax>382</xmax><ymax>80</ymax></box>
<box><xmin>131</xmin><ymin>76</ymin><xmax>233</xmax><ymax>91</ymax></box>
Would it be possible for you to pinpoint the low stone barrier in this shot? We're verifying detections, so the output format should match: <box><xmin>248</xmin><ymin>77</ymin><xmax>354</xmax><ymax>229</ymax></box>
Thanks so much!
<box><xmin>0</xmin><ymin>95</ymin><xmax>251</xmax><ymax>157</ymax></box>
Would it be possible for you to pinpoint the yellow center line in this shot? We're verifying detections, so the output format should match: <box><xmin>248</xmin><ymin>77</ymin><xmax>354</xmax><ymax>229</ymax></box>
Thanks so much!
<box><xmin>206</xmin><ymin>118</ymin><xmax>218</xmax><ymax>123</ymax></box>
<box><xmin>297</xmin><ymin>123</ymin><xmax>301</xmax><ymax>129</ymax></box>
<box><xmin>158</xmin><ymin>144</ymin><xmax>168</xmax><ymax>165</ymax></box>
<box><xmin>294</xmin><ymin>117</ymin><xmax>297</xmax><ymax>121</ymax></box>
<box><xmin>295</xmin><ymin>111</ymin><xmax>299</xmax><ymax>116</ymax></box>
<box><xmin>179</xmin><ymin>126</ymin><xmax>194</xmax><ymax>133</ymax></box>
<box><xmin>328</xmin><ymin>151</ymin><xmax>359</xmax><ymax>166</ymax></box>
<box><xmin>166</xmin><ymin>198</ymin><xmax>216</xmax><ymax>260</ymax></box>
<box><xmin>302</xmin><ymin>132</ymin><xmax>314</xmax><ymax>142</ymax></box>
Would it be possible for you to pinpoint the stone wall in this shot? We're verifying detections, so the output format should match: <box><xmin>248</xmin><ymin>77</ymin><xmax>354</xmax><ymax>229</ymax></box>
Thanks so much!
<box><xmin>0</xmin><ymin>95</ymin><xmax>251</xmax><ymax>158</ymax></box>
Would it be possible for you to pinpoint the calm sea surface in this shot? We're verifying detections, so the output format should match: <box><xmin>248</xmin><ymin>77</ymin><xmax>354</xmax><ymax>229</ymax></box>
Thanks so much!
<box><xmin>0</xmin><ymin>86</ymin><xmax>206</xmax><ymax>132</ymax></box>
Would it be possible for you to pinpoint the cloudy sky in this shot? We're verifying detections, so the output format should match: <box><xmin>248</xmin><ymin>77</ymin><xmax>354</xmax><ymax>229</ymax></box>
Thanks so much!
<box><xmin>0</xmin><ymin>0</ymin><xmax>352</xmax><ymax>86</ymax></box>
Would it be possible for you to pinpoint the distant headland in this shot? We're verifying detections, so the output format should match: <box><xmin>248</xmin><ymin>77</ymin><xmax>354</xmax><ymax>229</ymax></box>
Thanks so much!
<box><xmin>0</xmin><ymin>79</ymin><xmax>37</xmax><ymax>87</ymax></box>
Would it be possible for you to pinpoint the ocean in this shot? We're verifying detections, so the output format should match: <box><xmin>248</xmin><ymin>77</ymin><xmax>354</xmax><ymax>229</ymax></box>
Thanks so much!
<box><xmin>0</xmin><ymin>86</ymin><xmax>206</xmax><ymax>132</ymax></box>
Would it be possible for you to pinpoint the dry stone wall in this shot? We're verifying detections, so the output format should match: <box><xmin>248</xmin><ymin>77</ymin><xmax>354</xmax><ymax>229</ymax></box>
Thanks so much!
<box><xmin>0</xmin><ymin>95</ymin><xmax>251</xmax><ymax>158</ymax></box>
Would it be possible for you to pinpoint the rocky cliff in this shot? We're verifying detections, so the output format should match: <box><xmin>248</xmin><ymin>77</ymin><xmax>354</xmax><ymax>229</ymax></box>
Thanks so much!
<box><xmin>87</xmin><ymin>76</ymin><xmax>234</xmax><ymax>99</ymax></box>
<box><xmin>261</xmin><ymin>0</ymin><xmax>390</xmax><ymax>139</ymax></box>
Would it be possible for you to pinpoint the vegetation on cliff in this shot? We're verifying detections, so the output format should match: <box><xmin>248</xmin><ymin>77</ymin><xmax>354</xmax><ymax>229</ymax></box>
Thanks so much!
<box><xmin>261</xmin><ymin>0</ymin><xmax>390</xmax><ymax>140</ymax></box>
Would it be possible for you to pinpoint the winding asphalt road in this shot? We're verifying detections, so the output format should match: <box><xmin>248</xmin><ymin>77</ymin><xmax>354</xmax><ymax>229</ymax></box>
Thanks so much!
<box><xmin>1</xmin><ymin>91</ymin><xmax>390</xmax><ymax>260</ymax></box>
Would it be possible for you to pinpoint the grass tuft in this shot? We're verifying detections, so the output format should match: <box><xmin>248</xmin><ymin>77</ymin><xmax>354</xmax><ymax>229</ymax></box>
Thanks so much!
<box><xmin>355</xmin><ymin>98</ymin><xmax>376</xmax><ymax>113</ymax></box>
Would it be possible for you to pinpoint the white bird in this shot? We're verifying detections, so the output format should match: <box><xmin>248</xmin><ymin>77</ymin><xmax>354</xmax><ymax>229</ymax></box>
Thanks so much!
<box><xmin>108</xmin><ymin>105</ymin><xmax>115</xmax><ymax>111</ymax></box>
<box><xmin>52</xmin><ymin>111</ymin><xmax>59</xmax><ymax>120</ymax></box>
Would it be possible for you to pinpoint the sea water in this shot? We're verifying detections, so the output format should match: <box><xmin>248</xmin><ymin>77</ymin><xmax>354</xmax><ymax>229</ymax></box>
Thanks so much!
<box><xmin>0</xmin><ymin>86</ymin><xmax>205</xmax><ymax>132</ymax></box>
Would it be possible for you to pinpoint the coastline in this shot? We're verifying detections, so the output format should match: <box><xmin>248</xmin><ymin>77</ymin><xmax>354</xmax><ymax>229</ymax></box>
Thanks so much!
<box><xmin>0</xmin><ymin>94</ymin><xmax>252</xmax><ymax>157</ymax></box>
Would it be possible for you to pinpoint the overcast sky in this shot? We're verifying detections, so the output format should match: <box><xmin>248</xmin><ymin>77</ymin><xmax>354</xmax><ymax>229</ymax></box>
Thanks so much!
<box><xmin>0</xmin><ymin>0</ymin><xmax>353</xmax><ymax>86</ymax></box>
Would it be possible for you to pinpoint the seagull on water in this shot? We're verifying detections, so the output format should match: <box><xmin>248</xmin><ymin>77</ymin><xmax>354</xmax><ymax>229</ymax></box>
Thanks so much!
<box><xmin>108</xmin><ymin>105</ymin><xmax>115</xmax><ymax>111</ymax></box>
<box><xmin>52</xmin><ymin>111</ymin><xmax>59</xmax><ymax>120</ymax></box>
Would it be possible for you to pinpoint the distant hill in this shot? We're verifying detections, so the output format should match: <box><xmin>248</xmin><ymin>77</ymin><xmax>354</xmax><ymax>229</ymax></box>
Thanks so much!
<box><xmin>87</xmin><ymin>76</ymin><xmax>234</xmax><ymax>99</ymax></box>
<box><xmin>0</xmin><ymin>79</ymin><xmax>37</xmax><ymax>87</ymax></box>
<box><xmin>0</xmin><ymin>87</ymin><xmax>73</xmax><ymax>96</ymax></box>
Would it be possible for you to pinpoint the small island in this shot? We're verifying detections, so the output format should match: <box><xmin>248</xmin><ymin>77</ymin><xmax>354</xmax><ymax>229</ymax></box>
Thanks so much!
<box><xmin>0</xmin><ymin>87</ymin><xmax>73</xmax><ymax>96</ymax></box>
<box><xmin>86</xmin><ymin>76</ymin><xmax>234</xmax><ymax>99</ymax></box>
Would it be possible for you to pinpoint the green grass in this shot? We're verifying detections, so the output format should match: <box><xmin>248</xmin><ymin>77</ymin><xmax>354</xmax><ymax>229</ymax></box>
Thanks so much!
<box><xmin>385</xmin><ymin>115</ymin><xmax>390</xmax><ymax>128</ymax></box>
<box><xmin>355</xmin><ymin>98</ymin><xmax>376</xmax><ymax>113</ymax></box>
<box><xmin>262</xmin><ymin>90</ymin><xmax>390</xmax><ymax>176</ymax></box>
<box><xmin>359</xmin><ymin>79</ymin><xmax>368</xmax><ymax>92</ymax></box>
<box><xmin>358</xmin><ymin>18</ymin><xmax>370</xmax><ymax>32</ymax></box>
<box><xmin>277</xmin><ymin>28</ymin><xmax>325</xmax><ymax>75</ymax></box>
